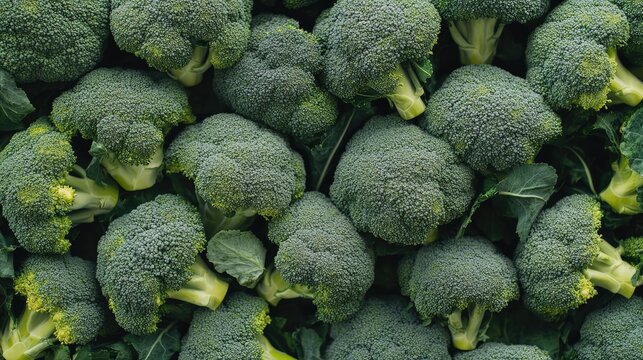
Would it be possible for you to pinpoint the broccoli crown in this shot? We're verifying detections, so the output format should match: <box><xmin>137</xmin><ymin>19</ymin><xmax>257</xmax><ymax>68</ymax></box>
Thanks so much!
<box><xmin>330</xmin><ymin>115</ymin><xmax>475</xmax><ymax>245</ymax></box>
<box><xmin>0</xmin><ymin>0</ymin><xmax>109</xmax><ymax>83</ymax></box>
<box><xmin>326</xmin><ymin>296</ymin><xmax>451</xmax><ymax>360</ymax></box>
<box><xmin>454</xmin><ymin>342</ymin><xmax>553</xmax><ymax>360</ymax></box>
<box><xmin>14</xmin><ymin>255</ymin><xmax>106</xmax><ymax>344</ymax></box>
<box><xmin>213</xmin><ymin>14</ymin><xmax>338</xmax><ymax>144</ymax></box>
<box><xmin>621</xmin><ymin>236</ymin><xmax>643</xmax><ymax>264</ymax></box>
<box><xmin>611</xmin><ymin>0</ymin><xmax>643</xmax><ymax>66</ymax></box>
<box><xmin>266</xmin><ymin>192</ymin><xmax>375</xmax><ymax>322</ymax></box>
<box><xmin>165</xmin><ymin>113</ymin><xmax>306</xmax><ymax>219</ymax></box>
<box><xmin>432</xmin><ymin>0</ymin><xmax>549</xmax><ymax>22</ymax></box>
<box><xmin>421</xmin><ymin>65</ymin><xmax>562</xmax><ymax>173</ymax></box>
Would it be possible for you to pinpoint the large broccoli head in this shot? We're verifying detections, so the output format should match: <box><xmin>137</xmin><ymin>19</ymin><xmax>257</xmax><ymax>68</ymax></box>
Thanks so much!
<box><xmin>326</xmin><ymin>296</ymin><xmax>451</xmax><ymax>360</ymax></box>
<box><xmin>610</xmin><ymin>0</ymin><xmax>643</xmax><ymax>67</ymax></box>
<box><xmin>0</xmin><ymin>120</ymin><xmax>118</xmax><ymax>254</ymax></box>
<box><xmin>213</xmin><ymin>14</ymin><xmax>338</xmax><ymax>145</ymax></box>
<box><xmin>110</xmin><ymin>0</ymin><xmax>253</xmax><ymax>86</ymax></box>
<box><xmin>421</xmin><ymin>65</ymin><xmax>562</xmax><ymax>173</ymax></box>
<box><xmin>51</xmin><ymin>68</ymin><xmax>195</xmax><ymax>191</ymax></box>
<box><xmin>454</xmin><ymin>342</ymin><xmax>552</xmax><ymax>360</ymax></box>
<box><xmin>313</xmin><ymin>0</ymin><xmax>441</xmax><ymax>120</ymax></box>
<box><xmin>258</xmin><ymin>192</ymin><xmax>375</xmax><ymax>323</ymax></box>
<box><xmin>330</xmin><ymin>115</ymin><xmax>475</xmax><ymax>245</ymax></box>
<box><xmin>96</xmin><ymin>194</ymin><xmax>229</xmax><ymax>335</ymax></box>
<box><xmin>399</xmin><ymin>236</ymin><xmax>519</xmax><ymax>350</ymax></box>
<box><xmin>526</xmin><ymin>0</ymin><xmax>643</xmax><ymax>110</ymax></box>
<box><xmin>0</xmin><ymin>0</ymin><xmax>110</xmax><ymax>83</ymax></box>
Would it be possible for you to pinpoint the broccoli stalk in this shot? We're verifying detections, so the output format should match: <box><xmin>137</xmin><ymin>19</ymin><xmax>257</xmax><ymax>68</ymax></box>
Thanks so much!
<box><xmin>197</xmin><ymin>195</ymin><xmax>256</xmax><ymax>238</ymax></box>
<box><xmin>64</xmin><ymin>165</ymin><xmax>119</xmax><ymax>224</ymax></box>
<box><xmin>1</xmin><ymin>308</ymin><xmax>56</xmax><ymax>360</ymax></box>
<box><xmin>447</xmin><ymin>304</ymin><xmax>487</xmax><ymax>351</ymax></box>
<box><xmin>584</xmin><ymin>239</ymin><xmax>642</xmax><ymax>298</ymax></box>
<box><xmin>258</xmin><ymin>334</ymin><xmax>296</xmax><ymax>360</ymax></box>
<box><xmin>448</xmin><ymin>18</ymin><xmax>505</xmax><ymax>65</ymax></box>
<box><xmin>607</xmin><ymin>49</ymin><xmax>643</xmax><ymax>107</ymax></box>
<box><xmin>168</xmin><ymin>45</ymin><xmax>213</xmax><ymax>88</ymax></box>
<box><xmin>95</xmin><ymin>143</ymin><xmax>163</xmax><ymax>192</ymax></box>
<box><xmin>600</xmin><ymin>157</ymin><xmax>643</xmax><ymax>215</ymax></box>
<box><xmin>386</xmin><ymin>63</ymin><xmax>426</xmax><ymax>120</ymax></box>
<box><xmin>256</xmin><ymin>267</ymin><xmax>314</xmax><ymax>306</ymax></box>
<box><xmin>166</xmin><ymin>257</ymin><xmax>229</xmax><ymax>310</ymax></box>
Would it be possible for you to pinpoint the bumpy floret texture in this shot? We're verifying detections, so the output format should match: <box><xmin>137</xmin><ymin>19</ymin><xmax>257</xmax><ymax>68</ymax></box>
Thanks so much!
<box><xmin>432</xmin><ymin>0</ymin><xmax>549</xmax><ymax>22</ymax></box>
<box><xmin>330</xmin><ymin>115</ymin><xmax>475</xmax><ymax>245</ymax></box>
<box><xmin>611</xmin><ymin>0</ymin><xmax>643</xmax><ymax>66</ymax></box>
<box><xmin>454</xmin><ymin>342</ymin><xmax>552</xmax><ymax>360</ymax></box>
<box><xmin>0</xmin><ymin>0</ymin><xmax>110</xmax><ymax>83</ymax></box>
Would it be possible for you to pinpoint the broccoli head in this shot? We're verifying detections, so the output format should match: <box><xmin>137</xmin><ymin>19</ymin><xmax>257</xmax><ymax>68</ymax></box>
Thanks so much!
<box><xmin>515</xmin><ymin>194</ymin><xmax>642</xmax><ymax>320</ymax></box>
<box><xmin>326</xmin><ymin>296</ymin><xmax>451</xmax><ymax>360</ymax></box>
<box><xmin>454</xmin><ymin>342</ymin><xmax>553</xmax><ymax>360</ymax></box>
<box><xmin>51</xmin><ymin>68</ymin><xmax>195</xmax><ymax>191</ymax></box>
<box><xmin>313</xmin><ymin>0</ymin><xmax>441</xmax><ymax>120</ymax></box>
<box><xmin>610</xmin><ymin>0</ymin><xmax>643</xmax><ymax>67</ymax></box>
<box><xmin>330</xmin><ymin>115</ymin><xmax>475</xmax><ymax>245</ymax></box>
<box><xmin>110</xmin><ymin>0</ymin><xmax>253</xmax><ymax>87</ymax></box>
<box><xmin>620</xmin><ymin>236</ymin><xmax>643</xmax><ymax>265</ymax></box>
<box><xmin>421</xmin><ymin>65</ymin><xmax>562</xmax><ymax>173</ymax></box>
<box><xmin>1</xmin><ymin>255</ymin><xmax>106</xmax><ymax>360</ymax></box>
<box><xmin>165</xmin><ymin>113</ymin><xmax>306</xmax><ymax>238</ymax></box>
<box><xmin>213</xmin><ymin>14</ymin><xmax>338</xmax><ymax>145</ymax></box>
<box><xmin>0</xmin><ymin>0</ymin><xmax>110</xmax><ymax>83</ymax></box>
<box><xmin>399</xmin><ymin>236</ymin><xmax>519</xmax><ymax>350</ymax></box>
<box><xmin>179</xmin><ymin>292</ymin><xmax>294</xmax><ymax>360</ymax></box>
<box><xmin>0</xmin><ymin>120</ymin><xmax>118</xmax><ymax>254</ymax></box>
<box><xmin>526</xmin><ymin>0</ymin><xmax>643</xmax><ymax>110</ymax></box>
<box><xmin>96</xmin><ymin>194</ymin><xmax>229</xmax><ymax>335</ymax></box>
<box><xmin>258</xmin><ymin>192</ymin><xmax>375</xmax><ymax>323</ymax></box>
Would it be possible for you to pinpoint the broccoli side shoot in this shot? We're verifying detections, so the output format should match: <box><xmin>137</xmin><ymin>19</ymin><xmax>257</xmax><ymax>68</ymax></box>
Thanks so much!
<box><xmin>619</xmin><ymin>236</ymin><xmax>643</xmax><ymax>266</ymax></box>
<box><xmin>0</xmin><ymin>120</ymin><xmax>118</xmax><ymax>254</ymax></box>
<box><xmin>610</xmin><ymin>0</ymin><xmax>643</xmax><ymax>68</ymax></box>
<box><xmin>326</xmin><ymin>296</ymin><xmax>451</xmax><ymax>360</ymax></box>
<box><xmin>165</xmin><ymin>113</ymin><xmax>306</xmax><ymax>238</ymax></box>
<box><xmin>399</xmin><ymin>236</ymin><xmax>519</xmax><ymax>350</ymax></box>
<box><xmin>179</xmin><ymin>292</ymin><xmax>294</xmax><ymax>360</ymax></box>
<box><xmin>258</xmin><ymin>192</ymin><xmax>375</xmax><ymax>322</ymax></box>
<box><xmin>515</xmin><ymin>194</ymin><xmax>642</xmax><ymax>320</ymax></box>
<box><xmin>313</xmin><ymin>0</ymin><xmax>441</xmax><ymax>120</ymax></box>
<box><xmin>433</xmin><ymin>0</ymin><xmax>549</xmax><ymax>65</ymax></box>
<box><xmin>110</xmin><ymin>0</ymin><xmax>253</xmax><ymax>87</ymax></box>
<box><xmin>454</xmin><ymin>342</ymin><xmax>553</xmax><ymax>360</ymax></box>
<box><xmin>96</xmin><ymin>194</ymin><xmax>229</xmax><ymax>335</ymax></box>
<box><xmin>213</xmin><ymin>14</ymin><xmax>338</xmax><ymax>145</ymax></box>
<box><xmin>330</xmin><ymin>115</ymin><xmax>475</xmax><ymax>245</ymax></box>
<box><xmin>1</xmin><ymin>255</ymin><xmax>106</xmax><ymax>360</ymax></box>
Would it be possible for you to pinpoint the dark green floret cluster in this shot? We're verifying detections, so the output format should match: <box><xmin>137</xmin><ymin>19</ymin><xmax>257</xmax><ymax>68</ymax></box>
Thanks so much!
<box><xmin>454</xmin><ymin>342</ymin><xmax>553</xmax><ymax>360</ymax></box>
<box><xmin>610</xmin><ymin>0</ymin><xmax>643</xmax><ymax>67</ymax></box>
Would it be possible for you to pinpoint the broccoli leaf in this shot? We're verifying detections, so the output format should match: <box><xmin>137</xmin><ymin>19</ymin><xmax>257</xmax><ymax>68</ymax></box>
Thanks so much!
<box><xmin>206</xmin><ymin>230</ymin><xmax>266</xmax><ymax>288</ymax></box>
<box><xmin>0</xmin><ymin>69</ymin><xmax>34</xmax><ymax>131</ymax></box>
<box><xmin>0</xmin><ymin>232</ymin><xmax>17</xmax><ymax>278</ymax></box>
<box><xmin>294</xmin><ymin>325</ymin><xmax>329</xmax><ymax>360</ymax></box>
<box><xmin>44</xmin><ymin>345</ymin><xmax>70</xmax><ymax>360</ymax></box>
<box><xmin>621</xmin><ymin>108</ymin><xmax>643</xmax><ymax>174</ymax></box>
<box><xmin>74</xmin><ymin>341</ymin><xmax>135</xmax><ymax>360</ymax></box>
<box><xmin>124</xmin><ymin>322</ymin><xmax>181</xmax><ymax>360</ymax></box>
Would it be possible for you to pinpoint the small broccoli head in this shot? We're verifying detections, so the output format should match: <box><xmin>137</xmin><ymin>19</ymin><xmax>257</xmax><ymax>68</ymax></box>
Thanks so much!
<box><xmin>96</xmin><ymin>194</ymin><xmax>228</xmax><ymax>335</ymax></box>
<box><xmin>0</xmin><ymin>0</ymin><xmax>109</xmax><ymax>83</ymax></box>
<box><xmin>421</xmin><ymin>65</ymin><xmax>562</xmax><ymax>173</ymax></box>
<box><xmin>213</xmin><ymin>14</ymin><xmax>338</xmax><ymax>145</ymax></box>
<box><xmin>399</xmin><ymin>236</ymin><xmax>519</xmax><ymax>350</ymax></box>
<box><xmin>454</xmin><ymin>342</ymin><xmax>553</xmax><ymax>360</ymax></box>
<box><xmin>313</xmin><ymin>0</ymin><xmax>441</xmax><ymax>120</ymax></box>
<box><xmin>610</xmin><ymin>0</ymin><xmax>643</xmax><ymax>67</ymax></box>
<box><xmin>326</xmin><ymin>296</ymin><xmax>451</xmax><ymax>360</ymax></box>
<box><xmin>620</xmin><ymin>236</ymin><xmax>643</xmax><ymax>265</ymax></box>
<box><xmin>330</xmin><ymin>115</ymin><xmax>475</xmax><ymax>245</ymax></box>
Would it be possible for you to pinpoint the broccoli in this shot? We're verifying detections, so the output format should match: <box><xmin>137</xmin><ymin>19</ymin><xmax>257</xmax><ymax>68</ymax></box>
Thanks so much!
<box><xmin>179</xmin><ymin>292</ymin><xmax>294</xmax><ymax>360</ymax></box>
<box><xmin>50</xmin><ymin>68</ymin><xmax>195</xmax><ymax>191</ymax></box>
<box><xmin>325</xmin><ymin>296</ymin><xmax>451</xmax><ymax>360</ymax></box>
<box><xmin>0</xmin><ymin>120</ymin><xmax>118</xmax><ymax>254</ymax></box>
<box><xmin>573</xmin><ymin>296</ymin><xmax>643</xmax><ymax>360</ymax></box>
<box><xmin>1</xmin><ymin>255</ymin><xmax>106</xmax><ymax>360</ymax></box>
<box><xmin>212</xmin><ymin>14</ymin><xmax>338</xmax><ymax>145</ymax></box>
<box><xmin>620</xmin><ymin>236</ymin><xmax>643</xmax><ymax>265</ymax></box>
<box><xmin>399</xmin><ymin>236</ymin><xmax>519</xmax><ymax>350</ymax></box>
<box><xmin>330</xmin><ymin>115</ymin><xmax>475</xmax><ymax>245</ymax></box>
<box><xmin>96</xmin><ymin>194</ymin><xmax>229</xmax><ymax>335</ymax></box>
<box><xmin>515</xmin><ymin>194</ymin><xmax>642</xmax><ymax>320</ymax></box>
<box><xmin>0</xmin><ymin>0</ymin><xmax>109</xmax><ymax>83</ymax></box>
<box><xmin>312</xmin><ymin>0</ymin><xmax>441</xmax><ymax>120</ymax></box>
<box><xmin>610</xmin><ymin>0</ymin><xmax>643</xmax><ymax>68</ymax></box>
<box><xmin>110</xmin><ymin>0</ymin><xmax>252</xmax><ymax>87</ymax></box>
<box><xmin>421</xmin><ymin>65</ymin><xmax>562</xmax><ymax>173</ymax></box>
<box><xmin>526</xmin><ymin>0</ymin><xmax>643</xmax><ymax>110</ymax></box>
<box><xmin>165</xmin><ymin>113</ymin><xmax>306</xmax><ymax>238</ymax></box>
<box><xmin>433</xmin><ymin>0</ymin><xmax>549</xmax><ymax>65</ymax></box>
<box><xmin>257</xmin><ymin>192</ymin><xmax>375</xmax><ymax>322</ymax></box>
<box><xmin>454</xmin><ymin>342</ymin><xmax>553</xmax><ymax>360</ymax></box>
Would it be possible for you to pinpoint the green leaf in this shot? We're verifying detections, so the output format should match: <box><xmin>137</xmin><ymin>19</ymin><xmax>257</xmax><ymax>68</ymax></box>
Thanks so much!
<box><xmin>124</xmin><ymin>322</ymin><xmax>181</xmax><ymax>360</ymax></box>
<box><xmin>86</xmin><ymin>142</ymin><xmax>114</xmax><ymax>186</ymax></box>
<box><xmin>206</xmin><ymin>230</ymin><xmax>266</xmax><ymax>288</ymax></box>
<box><xmin>0</xmin><ymin>232</ymin><xmax>17</xmax><ymax>278</ymax></box>
<box><xmin>74</xmin><ymin>342</ymin><xmax>135</xmax><ymax>360</ymax></box>
<box><xmin>621</xmin><ymin>107</ymin><xmax>643</xmax><ymax>174</ymax></box>
<box><xmin>44</xmin><ymin>345</ymin><xmax>71</xmax><ymax>360</ymax></box>
<box><xmin>0</xmin><ymin>69</ymin><xmax>34</xmax><ymax>131</ymax></box>
<box><xmin>293</xmin><ymin>325</ymin><xmax>329</xmax><ymax>360</ymax></box>
<box><xmin>593</xmin><ymin>112</ymin><xmax>623</xmax><ymax>152</ymax></box>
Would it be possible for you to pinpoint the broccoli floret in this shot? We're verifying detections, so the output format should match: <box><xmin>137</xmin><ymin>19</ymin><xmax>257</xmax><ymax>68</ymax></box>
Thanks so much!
<box><xmin>573</xmin><ymin>296</ymin><xmax>643</xmax><ymax>360</ymax></box>
<box><xmin>620</xmin><ymin>236</ymin><xmax>643</xmax><ymax>265</ymax></box>
<box><xmin>399</xmin><ymin>236</ymin><xmax>519</xmax><ymax>350</ymax></box>
<box><xmin>326</xmin><ymin>296</ymin><xmax>451</xmax><ymax>360</ymax></box>
<box><xmin>515</xmin><ymin>194</ymin><xmax>642</xmax><ymax>320</ymax></box>
<box><xmin>0</xmin><ymin>120</ymin><xmax>118</xmax><ymax>254</ymax></box>
<box><xmin>50</xmin><ymin>68</ymin><xmax>195</xmax><ymax>191</ymax></box>
<box><xmin>213</xmin><ymin>14</ymin><xmax>338</xmax><ymax>145</ymax></box>
<box><xmin>526</xmin><ymin>0</ymin><xmax>643</xmax><ymax>110</ymax></box>
<box><xmin>433</xmin><ymin>0</ymin><xmax>549</xmax><ymax>65</ymax></box>
<box><xmin>330</xmin><ymin>115</ymin><xmax>475</xmax><ymax>245</ymax></box>
<box><xmin>110</xmin><ymin>0</ymin><xmax>252</xmax><ymax>87</ymax></box>
<box><xmin>165</xmin><ymin>113</ymin><xmax>306</xmax><ymax>238</ymax></box>
<box><xmin>96</xmin><ymin>194</ymin><xmax>229</xmax><ymax>335</ymax></box>
<box><xmin>313</xmin><ymin>0</ymin><xmax>441</xmax><ymax>120</ymax></box>
<box><xmin>610</xmin><ymin>0</ymin><xmax>643</xmax><ymax>67</ymax></box>
<box><xmin>179</xmin><ymin>292</ymin><xmax>294</xmax><ymax>360</ymax></box>
<box><xmin>0</xmin><ymin>0</ymin><xmax>109</xmax><ymax>83</ymax></box>
<box><xmin>454</xmin><ymin>342</ymin><xmax>552</xmax><ymax>360</ymax></box>
<box><xmin>0</xmin><ymin>255</ymin><xmax>106</xmax><ymax>360</ymax></box>
<box><xmin>421</xmin><ymin>65</ymin><xmax>562</xmax><ymax>173</ymax></box>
